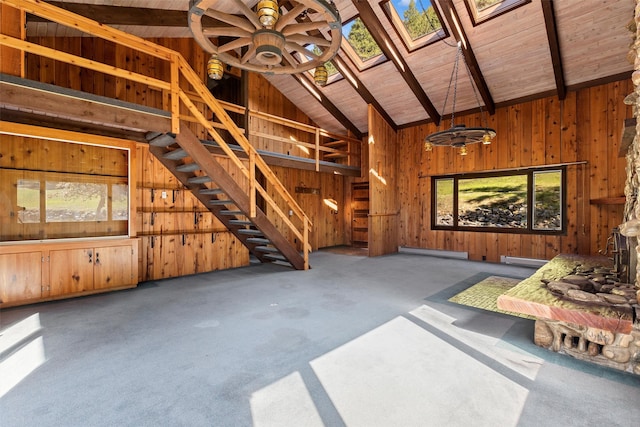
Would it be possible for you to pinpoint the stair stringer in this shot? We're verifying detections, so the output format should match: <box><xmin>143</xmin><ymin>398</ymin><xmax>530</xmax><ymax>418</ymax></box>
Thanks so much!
<box><xmin>148</xmin><ymin>126</ymin><xmax>306</xmax><ymax>270</ymax></box>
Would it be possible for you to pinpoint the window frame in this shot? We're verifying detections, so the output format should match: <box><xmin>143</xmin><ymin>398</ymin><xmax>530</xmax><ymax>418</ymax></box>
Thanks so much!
<box><xmin>378</xmin><ymin>0</ymin><xmax>448</xmax><ymax>53</ymax></box>
<box><xmin>430</xmin><ymin>166</ymin><xmax>566</xmax><ymax>235</ymax></box>
<box><xmin>463</xmin><ymin>0</ymin><xmax>531</xmax><ymax>26</ymax></box>
<box><xmin>340</xmin><ymin>15</ymin><xmax>388</xmax><ymax>72</ymax></box>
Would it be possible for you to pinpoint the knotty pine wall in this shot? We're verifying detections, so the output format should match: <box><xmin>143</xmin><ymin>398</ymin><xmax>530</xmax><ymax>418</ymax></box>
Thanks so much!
<box><xmin>18</xmin><ymin>36</ymin><xmax>350</xmax><ymax>279</ymax></box>
<box><xmin>396</xmin><ymin>79</ymin><xmax>633</xmax><ymax>262</ymax></box>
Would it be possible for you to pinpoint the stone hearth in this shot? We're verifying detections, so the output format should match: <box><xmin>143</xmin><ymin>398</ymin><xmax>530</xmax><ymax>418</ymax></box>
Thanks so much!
<box><xmin>497</xmin><ymin>254</ymin><xmax>640</xmax><ymax>375</ymax></box>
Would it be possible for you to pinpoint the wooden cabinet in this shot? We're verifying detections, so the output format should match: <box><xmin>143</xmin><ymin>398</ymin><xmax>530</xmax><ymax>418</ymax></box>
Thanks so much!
<box><xmin>0</xmin><ymin>251</ymin><xmax>44</xmax><ymax>303</ymax></box>
<box><xmin>0</xmin><ymin>238</ymin><xmax>139</xmax><ymax>307</ymax></box>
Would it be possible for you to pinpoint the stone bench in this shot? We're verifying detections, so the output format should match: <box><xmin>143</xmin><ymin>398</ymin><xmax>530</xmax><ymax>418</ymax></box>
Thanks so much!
<box><xmin>497</xmin><ymin>254</ymin><xmax>640</xmax><ymax>374</ymax></box>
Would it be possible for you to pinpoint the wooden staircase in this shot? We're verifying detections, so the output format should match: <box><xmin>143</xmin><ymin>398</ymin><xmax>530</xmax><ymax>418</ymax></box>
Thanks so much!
<box><xmin>0</xmin><ymin>0</ymin><xmax>313</xmax><ymax>270</ymax></box>
<box><xmin>147</xmin><ymin>128</ymin><xmax>306</xmax><ymax>270</ymax></box>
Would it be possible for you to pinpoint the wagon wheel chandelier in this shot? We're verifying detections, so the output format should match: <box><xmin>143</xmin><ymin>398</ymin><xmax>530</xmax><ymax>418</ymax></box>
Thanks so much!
<box><xmin>189</xmin><ymin>0</ymin><xmax>342</xmax><ymax>82</ymax></box>
<box><xmin>424</xmin><ymin>42</ymin><xmax>495</xmax><ymax>156</ymax></box>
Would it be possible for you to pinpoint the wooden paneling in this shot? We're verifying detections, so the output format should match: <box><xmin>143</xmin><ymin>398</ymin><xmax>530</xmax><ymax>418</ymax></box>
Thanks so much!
<box><xmin>368</xmin><ymin>105</ymin><xmax>399</xmax><ymax>257</ymax></box>
<box><xmin>397</xmin><ymin>79</ymin><xmax>632</xmax><ymax>262</ymax></box>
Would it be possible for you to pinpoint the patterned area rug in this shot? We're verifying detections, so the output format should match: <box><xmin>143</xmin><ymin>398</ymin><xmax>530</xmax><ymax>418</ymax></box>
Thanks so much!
<box><xmin>448</xmin><ymin>276</ymin><xmax>535</xmax><ymax>320</ymax></box>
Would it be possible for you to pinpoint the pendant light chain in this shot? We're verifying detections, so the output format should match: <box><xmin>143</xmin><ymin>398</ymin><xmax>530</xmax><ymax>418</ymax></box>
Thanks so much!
<box><xmin>439</xmin><ymin>42</ymin><xmax>463</xmax><ymax>131</ymax></box>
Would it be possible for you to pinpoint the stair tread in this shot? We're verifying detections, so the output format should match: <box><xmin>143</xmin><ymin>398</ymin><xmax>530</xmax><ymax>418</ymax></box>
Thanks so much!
<box><xmin>209</xmin><ymin>199</ymin><xmax>234</xmax><ymax>205</ymax></box>
<box><xmin>188</xmin><ymin>176</ymin><xmax>212</xmax><ymax>184</ymax></box>
<box><xmin>246</xmin><ymin>237</ymin><xmax>270</xmax><ymax>245</ymax></box>
<box><xmin>149</xmin><ymin>133</ymin><xmax>177</xmax><ymax>147</ymax></box>
<box><xmin>221</xmin><ymin>210</ymin><xmax>243</xmax><ymax>216</ymax></box>
<box><xmin>176</xmin><ymin>163</ymin><xmax>200</xmax><ymax>172</ymax></box>
<box><xmin>255</xmin><ymin>245</ymin><xmax>280</xmax><ymax>253</ymax></box>
<box><xmin>229</xmin><ymin>219</ymin><xmax>253</xmax><ymax>226</ymax></box>
<box><xmin>163</xmin><ymin>148</ymin><xmax>188</xmax><ymax>160</ymax></box>
<box><xmin>199</xmin><ymin>188</ymin><xmax>224</xmax><ymax>195</ymax></box>
<box><xmin>237</xmin><ymin>229</ymin><xmax>263</xmax><ymax>235</ymax></box>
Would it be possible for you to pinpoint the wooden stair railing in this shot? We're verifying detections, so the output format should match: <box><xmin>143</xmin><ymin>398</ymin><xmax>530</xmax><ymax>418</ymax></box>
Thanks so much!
<box><xmin>147</xmin><ymin>128</ymin><xmax>307</xmax><ymax>270</ymax></box>
<box><xmin>1</xmin><ymin>0</ymin><xmax>312</xmax><ymax>270</ymax></box>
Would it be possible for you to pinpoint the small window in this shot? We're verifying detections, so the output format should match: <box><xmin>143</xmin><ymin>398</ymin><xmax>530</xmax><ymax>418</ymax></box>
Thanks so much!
<box><xmin>464</xmin><ymin>0</ymin><xmax>531</xmax><ymax>26</ymax></box>
<box><xmin>112</xmin><ymin>184</ymin><xmax>129</xmax><ymax>221</ymax></box>
<box><xmin>17</xmin><ymin>179</ymin><xmax>40</xmax><ymax>224</ymax></box>
<box><xmin>380</xmin><ymin>0</ymin><xmax>447</xmax><ymax>52</ymax></box>
<box><xmin>46</xmin><ymin>181</ymin><xmax>108</xmax><ymax>222</ymax></box>
<box><xmin>342</xmin><ymin>17</ymin><xmax>386</xmax><ymax>71</ymax></box>
<box><xmin>431</xmin><ymin>167</ymin><xmax>565</xmax><ymax>234</ymax></box>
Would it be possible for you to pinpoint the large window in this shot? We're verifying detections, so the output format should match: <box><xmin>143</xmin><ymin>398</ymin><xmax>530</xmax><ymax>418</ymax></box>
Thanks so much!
<box><xmin>1</xmin><ymin>139</ymin><xmax>130</xmax><ymax>242</ymax></box>
<box><xmin>432</xmin><ymin>167</ymin><xmax>565</xmax><ymax>234</ymax></box>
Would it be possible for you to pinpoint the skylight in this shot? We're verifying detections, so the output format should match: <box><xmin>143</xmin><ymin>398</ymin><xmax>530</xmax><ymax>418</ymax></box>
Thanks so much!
<box><xmin>341</xmin><ymin>17</ymin><xmax>386</xmax><ymax>70</ymax></box>
<box><xmin>381</xmin><ymin>0</ymin><xmax>446</xmax><ymax>51</ymax></box>
<box><xmin>464</xmin><ymin>0</ymin><xmax>531</xmax><ymax>25</ymax></box>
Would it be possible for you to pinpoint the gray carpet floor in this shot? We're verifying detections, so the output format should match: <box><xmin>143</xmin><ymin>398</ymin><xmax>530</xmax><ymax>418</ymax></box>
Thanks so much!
<box><xmin>1</xmin><ymin>249</ymin><xmax>639</xmax><ymax>427</ymax></box>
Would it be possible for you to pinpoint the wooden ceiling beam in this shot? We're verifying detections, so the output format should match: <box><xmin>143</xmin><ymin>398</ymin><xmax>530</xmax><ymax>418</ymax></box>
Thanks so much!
<box><xmin>27</xmin><ymin>2</ymin><xmax>219</xmax><ymax>27</ymax></box>
<box><xmin>436</xmin><ymin>0</ymin><xmax>495</xmax><ymax>115</ymax></box>
<box><xmin>541</xmin><ymin>0</ymin><xmax>566</xmax><ymax>100</ymax></box>
<box><xmin>290</xmin><ymin>73</ymin><xmax>363</xmax><ymax>139</ymax></box>
<box><xmin>330</xmin><ymin>54</ymin><xmax>397</xmax><ymax>131</ymax></box>
<box><xmin>351</xmin><ymin>0</ymin><xmax>441</xmax><ymax>125</ymax></box>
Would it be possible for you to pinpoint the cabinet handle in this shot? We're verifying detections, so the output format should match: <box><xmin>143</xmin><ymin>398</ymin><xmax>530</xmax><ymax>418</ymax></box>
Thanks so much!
<box><xmin>95</xmin><ymin>253</ymin><xmax>100</xmax><ymax>265</ymax></box>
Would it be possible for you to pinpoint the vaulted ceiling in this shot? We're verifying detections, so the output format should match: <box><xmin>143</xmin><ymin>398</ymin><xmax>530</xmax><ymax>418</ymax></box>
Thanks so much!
<box><xmin>26</xmin><ymin>0</ymin><xmax>635</xmax><ymax>137</ymax></box>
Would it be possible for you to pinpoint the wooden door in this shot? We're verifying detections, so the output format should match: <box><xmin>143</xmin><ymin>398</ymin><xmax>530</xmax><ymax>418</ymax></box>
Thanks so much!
<box><xmin>93</xmin><ymin>244</ymin><xmax>134</xmax><ymax>289</ymax></box>
<box><xmin>0</xmin><ymin>252</ymin><xmax>42</xmax><ymax>303</ymax></box>
<box><xmin>351</xmin><ymin>182</ymin><xmax>369</xmax><ymax>247</ymax></box>
<box><xmin>50</xmin><ymin>248</ymin><xmax>94</xmax><ymax>295</ymax></box>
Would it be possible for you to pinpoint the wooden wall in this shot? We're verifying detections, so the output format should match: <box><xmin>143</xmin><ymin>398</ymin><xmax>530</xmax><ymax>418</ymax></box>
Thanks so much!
<box><xmin>397</xmin><ymin>79</ymin><xmax>633</xmax><ymax>262</ymax></box>
<box><xmin>135</xmin><ymin>145</ymin><xmax>249</xmax><ymax>281</ymax></box>
<box><xmin>368</xmin><ymin>105</ymin><xmax>399</xmax><ymax>257</ymax></box>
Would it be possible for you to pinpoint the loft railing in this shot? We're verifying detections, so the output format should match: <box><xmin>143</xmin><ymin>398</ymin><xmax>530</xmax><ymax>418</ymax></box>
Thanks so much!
<box><xmin>0</xmin><ymin>0</ymin><xmax>324</xmax><ymax>269</ymax></box>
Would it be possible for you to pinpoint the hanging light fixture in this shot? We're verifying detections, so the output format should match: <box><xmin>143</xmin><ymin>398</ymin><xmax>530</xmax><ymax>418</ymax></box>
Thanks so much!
<box><xmin>207</xmin><ymin>54</ymin><xmax>224</xmax><ymax>80</ymax></box>
<box><xmin>189</xmin><ymin>0</ymin><xmax>342</xmax><ymax>76</ymax></box>
<box><xmin>424</xmin><ymin>42</ymin><xmax>495</xmax><ymax>155</ymax></box>
<box><xmin>314</xmin><ymin>64</ymin><xmax>328</xmax><ymax>86</ymax></box>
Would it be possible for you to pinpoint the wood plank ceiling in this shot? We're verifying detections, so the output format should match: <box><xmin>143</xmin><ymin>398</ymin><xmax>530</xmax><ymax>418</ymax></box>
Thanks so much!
<box><xmin>25</xmin><ymin>0</ymin><xmax>635</xmax><ymax>135</ymax></box>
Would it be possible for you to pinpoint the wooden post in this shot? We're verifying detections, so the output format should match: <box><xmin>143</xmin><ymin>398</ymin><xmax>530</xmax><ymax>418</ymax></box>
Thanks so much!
<box><xmin>249</xmin><ymin>150</ymin><xmax>256</xmax><ymax>219</ymax></box>
<box><xmin>315</xmin><ymin>128</ymin><xmax>320</xmax><ymax>172</ymax></box>
<box><xmin>170</xmin><ymin>54</ymin><xmax>180</xmax><ymax>134</ymax></box>
<box><xmin>303</xmin><ymin>219</ymin><xmax>309</xmax><ymax>270</ymax></box>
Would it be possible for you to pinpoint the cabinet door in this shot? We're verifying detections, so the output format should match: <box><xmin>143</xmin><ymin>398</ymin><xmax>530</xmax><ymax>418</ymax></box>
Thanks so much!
<box><xmin>50</xmin><ymin>248</ymin><xmax>94</xmax><ymax>295</ymax></box>
<box><xmin>94</xmin><ymin>245</ymin><xmax>133</xmax><ymax>289</ymax></box>
<box><xmin>0</xmin><ymin>252</ymin><xmax>43</xmax><ymax>303</ymax></box>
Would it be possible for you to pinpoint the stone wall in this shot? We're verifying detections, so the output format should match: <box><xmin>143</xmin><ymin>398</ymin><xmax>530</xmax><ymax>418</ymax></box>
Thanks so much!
<box><xmin>620</xmin><ymin>1</ymin><xmax>640</xmax><ymax>307</ymax></box>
